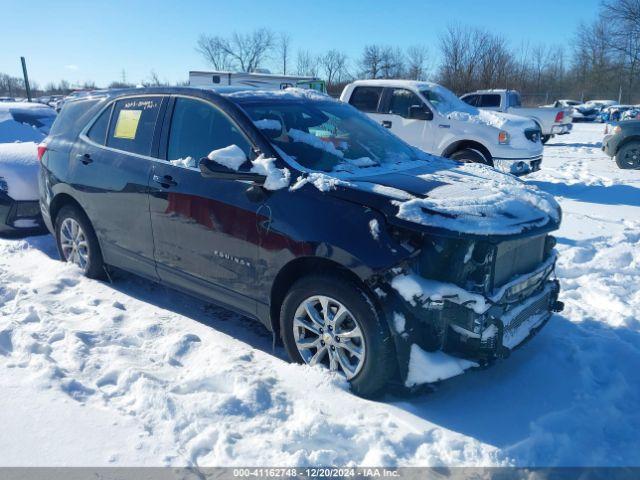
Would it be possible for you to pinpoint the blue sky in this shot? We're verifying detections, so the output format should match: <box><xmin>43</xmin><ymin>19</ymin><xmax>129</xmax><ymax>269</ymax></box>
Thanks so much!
<box><xmin>4</xmin><ymin>0</ymin><xmax>601</xmax><ymax>88</ymax></box>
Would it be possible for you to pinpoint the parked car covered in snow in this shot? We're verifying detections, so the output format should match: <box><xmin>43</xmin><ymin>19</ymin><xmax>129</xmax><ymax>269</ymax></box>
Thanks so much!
<box><xmin>0</xmin><ymin>101</ymin><xmax>56</xmax><ymax>234</ymax></box>
<box><xmin>40</xmin><ymin>87</ymin><xmax>563</xmax><ymax>396</ymax></box>
<box><xmin>597</xmin><ymin>105</ymin><xmax>634</xmax><ymax>123</ymax></box>
<box><xmin>341</xmin><ymin>80</ymin><xmax>544</xmax><ymax>176</ymax></box>
<box><xmin>573</xmin><ymin>99</ymin><xmax>617</xmax><ymax>122</ymax></box>
<box><xmin>602</xmin><ymin>120</ymin><xmax>640</xmax><ymax>169</ymax></box>
<box><xmin>460</xmin><ymin>89</ymin><xmax>572</xmax><ymax>143</ymax></box>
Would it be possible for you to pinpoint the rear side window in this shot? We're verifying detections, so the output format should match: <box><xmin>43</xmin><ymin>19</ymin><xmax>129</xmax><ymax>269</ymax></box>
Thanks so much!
<box><xmin>167</xmin><ymin>97</ymin><xmax>251</xmax><ymax>167</ymax></box>
<box><xmin>348</xmin><ymin>87</ymin><xmax>383</xmax><ymax>112</ymax></box>
<box><xmin>388</xmin><ymin>89</ymin><xmax>423</xmax><ymax>118</ymax></box>
<box><xmin>461</xmin><ymin>94</ymin><xmax>479</xmax><ymax>106</ymax></box>
<box><xmin>49</xmin><ymin>97</ymin><xmax>101</xmax><ymax>138</ymax></box>
<box><xmin>479</xmin><ymin>94</ymin><xmax>501</xmax><ymax>108</ymax></box>
<box><xmin>86</xmin><ymin>105</ymin><xmax>112</xmax><ymax>145</ymax></box>
<box><xmin>107</xmin><ymin>97</ymin><xmax>162</xmax><ymax>156</ymax></box>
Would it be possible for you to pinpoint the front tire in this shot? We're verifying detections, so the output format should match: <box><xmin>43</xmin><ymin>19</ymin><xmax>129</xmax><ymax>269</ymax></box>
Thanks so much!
<box><xmin>280</xmin><ymin>274</ymin><xmax>395</xmax><ymax>397</ymax></box>
<box><xmin>615</xmin><ymin>141</ymin><xmax>640</xmax><ymax>169</ymax></box>
<box><xmin>541</xmin><ymin>134</ymin><xmax>552</xmax><ymax>144</ymax></box>
<box><xmin>450</xmin><ymin>148</ymin><xmax>490</xmax><ymax>165</ymax></box>
<box><xmin>55</xmin><ymin>205</ymin><xmax>105</xmax><ymax>279</ymax></box>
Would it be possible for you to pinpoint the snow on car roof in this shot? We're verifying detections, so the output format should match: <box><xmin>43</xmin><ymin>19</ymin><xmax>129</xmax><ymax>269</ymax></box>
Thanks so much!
<box><xmin>222</xmin><ymin>87</ymin><xmax>335</xmax><ymax>103</ymax></box>
<box><xmin>349</xmin><ymin>79</ymin><xmax>442</xmax><ymax>90</ymax></box>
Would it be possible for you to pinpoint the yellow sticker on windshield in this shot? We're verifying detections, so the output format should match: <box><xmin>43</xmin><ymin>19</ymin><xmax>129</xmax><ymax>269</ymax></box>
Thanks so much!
<box><xmin>113</xmin><ymin>109</ymin><xmax>142</xmax><ymax>139</ymax></box>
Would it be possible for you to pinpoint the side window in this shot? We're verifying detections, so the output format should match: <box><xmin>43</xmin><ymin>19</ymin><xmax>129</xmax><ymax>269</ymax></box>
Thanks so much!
<box><xmin>508</xmin><ymin>92</ymin><xmax>522</xmax><ymax>107</ymax></box>
<box><xmin>86</xmin><ymin>104</ymin><xmax>112</xmax><ymax>145</ymax></box>
<box><xmin>167</xmin><ymin>97</ymin><xmax>252</xmax><ymax>169</ymax></box>
<box><xmin>460</xmin><ymin>95</ymin><xmax>475</xmax><ymax>106</ymax></box>
<box><xmin>480</xmin><ymin>94</ymin><xmax>501</xmax><ymax>108</ymax></box>
<box><xmin>106</xmin><ymin>97</ymin><xmax>162</xmax><ymax>156</ymax></box>
<box><xmin>348</xmin><ymin>87</ymin><xmax>383</xmax><ymax>112</ymax></box>
<box><xmin>388</xmin><ymin>89</ymin><xmax>424</xmax><ymax>118</ymax></box>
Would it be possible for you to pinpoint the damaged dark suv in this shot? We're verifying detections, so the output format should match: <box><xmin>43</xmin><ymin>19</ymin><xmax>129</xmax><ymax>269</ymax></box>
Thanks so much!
<box><xmin>40</xmin><ymin>87</ymin><xmax>563</xmax><ymax>397</ymax></box>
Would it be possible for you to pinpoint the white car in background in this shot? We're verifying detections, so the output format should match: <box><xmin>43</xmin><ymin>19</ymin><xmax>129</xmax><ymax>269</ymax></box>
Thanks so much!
<box><xmin>341</xmin><ymin>80</ymin><xmax>544</xmax><ymax>175</ymax></box>
<box><xmin>0</xmin><ymin>102</ymin><xmax>56</xmax><ymax>234</ymax></box>
<box><xmin>461</xmin><ymin>89</ymin><xmax>573</xmax><ymax>143</ymax></box>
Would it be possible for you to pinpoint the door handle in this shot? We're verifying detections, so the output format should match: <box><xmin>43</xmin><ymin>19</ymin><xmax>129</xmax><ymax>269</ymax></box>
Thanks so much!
<box><xmin>381</xmin><ymin>120</ymin><xmax>392</xmax><ymax>128</ymax></box>
<box><xmin>76</xmin><ymin>153</ymin><xmax>93</xmax><ymax>165</ymax></box>
<box><xmin>153</xmin><ymin>174</ymin><xmax>178</xmax><ymax>188</ymax></box>
<box><xmin>438</xmin><ymin>124</ymin><xmax>451</xmax><ymax>129</ymax></box>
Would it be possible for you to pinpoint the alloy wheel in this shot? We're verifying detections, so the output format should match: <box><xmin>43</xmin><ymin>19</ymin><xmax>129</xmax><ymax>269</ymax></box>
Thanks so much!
<box><xmin>293</xmin><ymin>295</ymin><xmax>366</xmax><ymax>379</ymax></box>
<box><xmin>60</xmin><ymin>218</ymin><xmax>90</xmax><ymax>271</ymax></box>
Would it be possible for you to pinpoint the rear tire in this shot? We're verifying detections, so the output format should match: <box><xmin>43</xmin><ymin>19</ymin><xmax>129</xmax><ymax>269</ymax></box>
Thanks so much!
<box><xmin>615</xmin><ymin>141</ymin><xmax>640</xmax><ymax>169</ymax></box>
<box><xmin>55</xmin><ymin>205</ymin><xmax>105</xmax><ymax>279</ymax></box>
<box><xmin>280</xmin><ymin>274</ymin><xmax>396</xmax><ymax>398</ymax></box>
<box><xmin>450</xmin><ymin>148</ymin><xmax>490</xmax><ymax>165</ymax></box>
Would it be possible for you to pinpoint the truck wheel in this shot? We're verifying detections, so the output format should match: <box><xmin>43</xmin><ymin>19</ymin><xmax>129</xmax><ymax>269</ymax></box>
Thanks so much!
<box><xmin>541</xmin><ymin>135</ymin><xmax>552</xmax><ymax>144</ymax></box>
<box><xmin>450</xmin><ymin>148</ymin><xmax>490</xmax><ymax>165</ymax></box>
<box><xmin>615</xmin><ymin>141</ymin><xmax>640</xmax><ymax>169</ymax></box>
<box><xmin>55</xmin><ymin>205</ymin><xmax>105</xmax><ymax>279</ymax></box>
<box><xmin>280</xmin><ymin>274</ymin><xmax>396</xmax><ymax>398</ymax></box>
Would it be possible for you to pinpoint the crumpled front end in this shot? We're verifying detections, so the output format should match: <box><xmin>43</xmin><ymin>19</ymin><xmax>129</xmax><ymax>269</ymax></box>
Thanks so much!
<box><xmin>375</xmin><ymin>232</ymin><xmax>563</xmax><ymax>387</ymax></box>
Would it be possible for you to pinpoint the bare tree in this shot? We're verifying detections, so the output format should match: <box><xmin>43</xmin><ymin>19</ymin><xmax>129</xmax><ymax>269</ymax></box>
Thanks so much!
<box><xmin>602</xmin><ymin>0</ymin><xmax>640</xmax><ymax>102</ymax></box>
<box><xmin>359</xmin><ymin>45</ymin><xmax>383</xmax><ymax>78</ymax></box>
<box><xmin>278</xmin><ymin>33</ymin><xmax>291</xmax><ymax>75</ymax></box>
<box><xmin>406</xmin><ymin>45</ymin><xmax>429</xmax><ymax>80</ymax></box>
<box><xmin>296</xmin><ymin>50</ymin><xmax>319</xmax><ymax>77</ymax></box>
<box><xmin>196</xmin><ymin>28</ymin><xmax>275</xmax><ymax>72</ymax></box>
<box><xmin>320</xmin><ymin>49</ymin><xmax>349</xmax><ymax>86</ymax></box>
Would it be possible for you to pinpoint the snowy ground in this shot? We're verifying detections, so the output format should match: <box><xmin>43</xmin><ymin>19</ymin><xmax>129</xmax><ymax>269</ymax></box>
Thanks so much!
<box><xmin>0</xmin><ymin>123</ymin><xmax>638</xmax><ymax>467</ymax></box>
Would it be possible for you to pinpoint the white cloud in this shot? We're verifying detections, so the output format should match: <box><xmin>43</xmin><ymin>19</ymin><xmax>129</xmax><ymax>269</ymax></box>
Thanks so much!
<box><xmin>65</xmin><ymin>64</ymin><xmax>79</xmax><ymax>71</ymax></box>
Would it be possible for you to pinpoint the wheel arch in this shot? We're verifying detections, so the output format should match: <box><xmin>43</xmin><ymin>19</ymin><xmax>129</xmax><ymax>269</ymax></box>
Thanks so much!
<box><xmin>269</xmin><ymin>256</ymin><xmax>381</xmax><ymax>338</ymax></box>
<box><xmin>49</xmin><ymin>192</ymin><xmax>86</xmax><ymax>226</ymax></box>
<box><xmin>442</xmin><ymin>140</ymin><xmax>493</xmax><ymax>165</ymax></box>
<box><xmin>615</xmin><ymin>135</ymin><xmax>640</xmax><ymax>155</ymax></box>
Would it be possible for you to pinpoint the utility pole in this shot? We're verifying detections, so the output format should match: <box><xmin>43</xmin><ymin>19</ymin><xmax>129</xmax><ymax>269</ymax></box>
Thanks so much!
<box><xmin>21</xmin><ymin>56</ymin><xmax>32</xmax><ymax>102</ymax></box>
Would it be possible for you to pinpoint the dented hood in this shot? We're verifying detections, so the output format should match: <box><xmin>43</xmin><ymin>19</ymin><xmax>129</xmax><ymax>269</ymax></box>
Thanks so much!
<box><xmin>327</xmin><ymin>160</ymin><xmax>561</xmax><ymax>238</ymax></box>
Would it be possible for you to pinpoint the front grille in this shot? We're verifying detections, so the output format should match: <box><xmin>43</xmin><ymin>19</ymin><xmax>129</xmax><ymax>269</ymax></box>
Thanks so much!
<box><xmin>503</xmin><ymin>290</ymin><xmax>551</xmax><ymax>335</ymax></box>
<box><xmin>525</xmin><ymin>128</ymin><xmax>542</xmax><ymax>143</ymax></box>
<box><xmin>493</xmin><ymin>235</ymin><xmax>546</xmax><ymax>287</ymax></box>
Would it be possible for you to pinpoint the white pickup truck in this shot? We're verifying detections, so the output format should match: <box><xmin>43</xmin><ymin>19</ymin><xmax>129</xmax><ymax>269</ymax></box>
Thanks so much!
<box><xmin>340</xmin><ymin>80</ymin><xmax>544</xmax><ymax>176</ymax></box>
<box><xmin>460</xmin><ymin>89</ymin><xmax>572</xmax><ymax>143</ymax></box>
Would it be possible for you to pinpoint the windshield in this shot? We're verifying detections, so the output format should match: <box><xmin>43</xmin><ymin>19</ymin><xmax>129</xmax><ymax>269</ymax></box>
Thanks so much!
<box><xmin>241</xmin><ymin>100</ymin><xmax>419</xmax><ymax>172</ymax></box>
<box><xmin>420</xmin><ymin>86</ymin><xmax>476</xmax><ymax>116</ymax></box>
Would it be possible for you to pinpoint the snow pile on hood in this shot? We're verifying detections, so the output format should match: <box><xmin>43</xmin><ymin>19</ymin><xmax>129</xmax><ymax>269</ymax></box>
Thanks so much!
<box><xmin>448</xmin><ymin>109</ymin><xmax>508</xmax><ymax>129</ymax></box>
<box><xmin>0</xmin><ymin>102</ymin><xmax>56</xmax><ymax>143</ymax></box>
<box><xmin>391</xmin><ymin>162</ymin><xmax>560</xmax><ymax>235</ymax></box>
<box><xmin>0</xmin><ymin>142</ymin><xmax>39</xmax><ymax>200</ymax></box>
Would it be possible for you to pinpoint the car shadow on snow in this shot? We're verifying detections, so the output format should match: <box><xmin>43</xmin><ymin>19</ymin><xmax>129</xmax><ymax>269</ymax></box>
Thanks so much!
<box><xmin>529</xmin><ymin>180</ymin><xmax>640</xmax><ymax>208</ymax></box>
<box><xmin>385</xmin><ymin>315</ymin><xmax>640</xmax><ymax>451</ymax></box>
<box><xmin>20</xmin><ymin>234</ymin><xmax>284</xmax><ymax>361</ymax></box>
<box><xmin>545</xmin><ymin>141</ymin><xmax>603</xmax><ymax>149</ymax></box>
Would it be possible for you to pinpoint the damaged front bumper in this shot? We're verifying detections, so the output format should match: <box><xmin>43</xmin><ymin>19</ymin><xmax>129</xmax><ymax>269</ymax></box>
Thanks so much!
<box><xmin>379</xmin><ymin>255</ymin><xmax>563</xmax><ymax>385</ymax></box>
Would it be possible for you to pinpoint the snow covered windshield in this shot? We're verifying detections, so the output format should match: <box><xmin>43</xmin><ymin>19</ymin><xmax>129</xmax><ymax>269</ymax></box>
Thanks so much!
<box><xmin>241</xmin><ymin>101</ymin><xmax>419</xmax><ymax>172</ymax></box>
<box><xmin>420</xmin><ymin>86</ymin><xmax>477</xmax><ymax>116</ymax></box>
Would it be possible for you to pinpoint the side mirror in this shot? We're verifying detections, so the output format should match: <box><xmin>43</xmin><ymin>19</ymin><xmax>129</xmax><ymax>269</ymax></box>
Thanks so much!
<box><xmin>199</xmin><ymin>157</ymin><xmax>266</xmax><ymax>185</ymax></box>
<box><xmin>408</xmin><ymin>105</ymin><xmax>433</xmax><ymax>121</ymax></box>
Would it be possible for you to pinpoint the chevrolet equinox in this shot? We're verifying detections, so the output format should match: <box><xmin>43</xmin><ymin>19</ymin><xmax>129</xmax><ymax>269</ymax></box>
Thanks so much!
<box><xmin>39</xmin><ymin>87</ymin><xmax>563</xmax><ymax>397</ymax></box>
